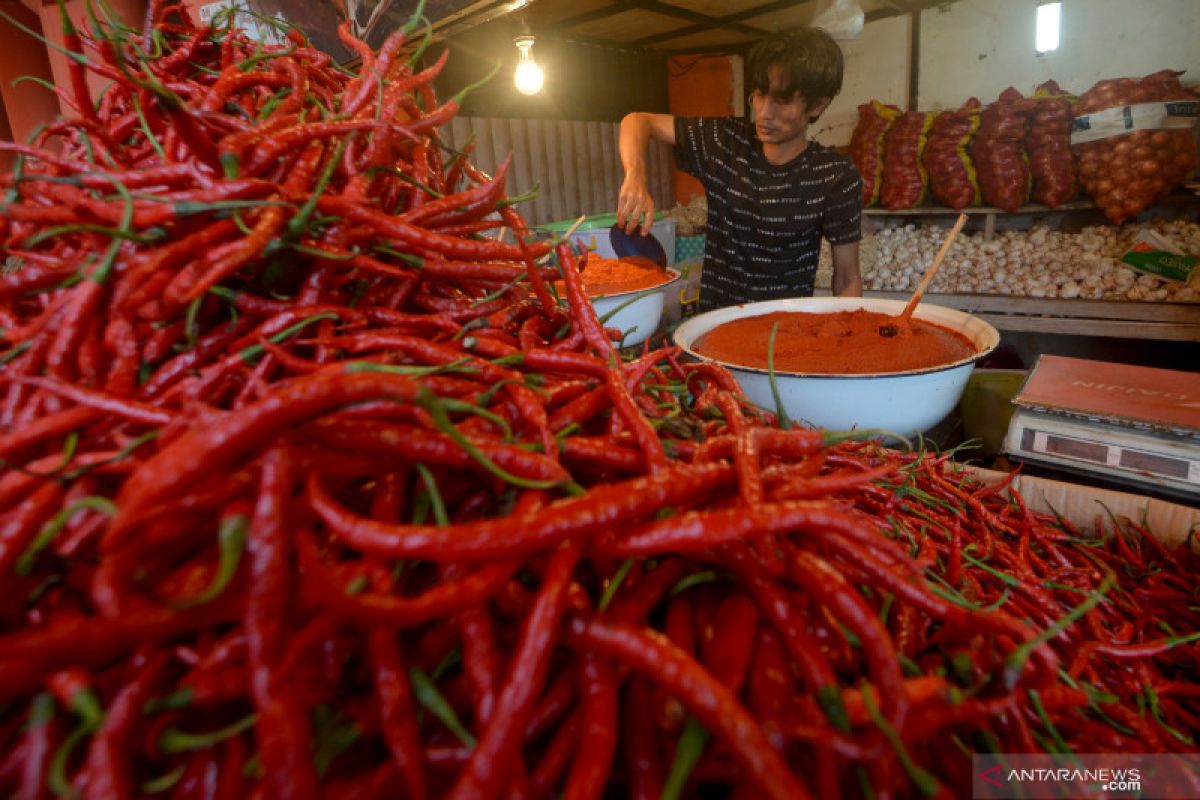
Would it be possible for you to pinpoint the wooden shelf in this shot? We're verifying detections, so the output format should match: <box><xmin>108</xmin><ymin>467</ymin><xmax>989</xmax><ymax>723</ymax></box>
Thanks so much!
<box><xmin>864</xmin><ymin>201</ymin><xmax>1095</xmax><ymax>216</ymax></box>
<box><xmin>862</xmin><ymin>291</ymin><xmax>1200</xmax><ymax>342</ymax></box>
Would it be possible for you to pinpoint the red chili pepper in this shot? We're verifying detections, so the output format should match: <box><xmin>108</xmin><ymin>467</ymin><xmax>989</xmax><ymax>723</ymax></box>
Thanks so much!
<box><xmin>528</xmin><ymin>713</ymin><xmax>581</xmax><ymax>800</ymax></box>
<box><xmin>246</xmin><ymin>447</ymin><xmax>319</xmax><ymax>799</ymax></box>
<box><xmin>701</xmin><ymin>592</ymin><xmax>760</xmax><ymax>695</ymax></box>
<box><xmin>369</xmin><ymin>629</ymin><xmax>427</xmax><ymax>800</ymax></box>
<box><xmin>19</xmin><ymin>376</ymin><xmax>173</xmax><ymax>427</ymax></box>
<box><xmin>309</xmin><ymin>461</ymin><xmax>734</xmax><ymax>562</ymax></box>
<box><xmin>563</xmin><ymin>616</ymin><xmax>812</xmax><ymax>800</ymax></box>
<box><xmin>0</xmin><ymin>481</ymin><xmax>65</xmax><ymax>576</ymax></box>
<box><xmin>109</xmin><ymin>369</ymin><xmax>425</xmax><ymax>545</ymax></box>
<box><xmin>315</xmin><ymin>196</ymin><xmax>553</xmax><ymax>263</ymax></box>
<box><xmin>521</xmin><ymin>668</ymin><xmax>576</xmax><ymax>743</ymax></box>
<box><xmin>297</xmin><ymin>533</ymin><xmax>521</xmax><ymax>627</ymax></box>
<box><xmin>621</xmin><ymin>676</ymin><xmax>664</xmax><ymax>800</ymax></box>
<box><xmin>788</xmin><ymin>548</ymin><xmax>908</xmax><ymax>731</ymax></box>
<box><xmin>449</xmin><ymin>541</ymin><xmax>582</xmax><ymax>800</ymax></box>
<box><xmin>14</xmin><ymin>694</ymin><xmax>58</xmax><ymax>800</ymax></box>
<box><xmin>82</xmin><ymin>651</ymin><xmax>172</xmax><ymax>799</ymax></box>
<box><xmin>455</xmin><ymin>600</ymin><xmax>501</xmax><ymax>727</ymax></box>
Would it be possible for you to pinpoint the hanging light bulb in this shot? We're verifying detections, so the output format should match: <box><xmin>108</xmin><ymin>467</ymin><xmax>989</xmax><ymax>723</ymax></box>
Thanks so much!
<box><xmin>513</xmin><ymin>34</ymin><xmax>543</xmax><ymax>96</ymax></box>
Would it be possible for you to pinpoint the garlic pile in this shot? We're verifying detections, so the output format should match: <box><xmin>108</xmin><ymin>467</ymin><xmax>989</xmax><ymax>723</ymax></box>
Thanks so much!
<box><xmin>817</xmin><ymin>219</ymin><xmax>1200</xmax><ymax>302</ymax></box>
<box><xmin>666</xmin><ymin>195</ymin><xmax>708</xmax><ymax>237</ymax></box>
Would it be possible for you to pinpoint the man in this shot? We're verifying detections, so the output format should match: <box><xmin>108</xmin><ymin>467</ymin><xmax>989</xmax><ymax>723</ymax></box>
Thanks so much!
<box><xmin>617</xmin><ymin>28</ymin><xmax>863</xmax><ymax>312</ymax></box>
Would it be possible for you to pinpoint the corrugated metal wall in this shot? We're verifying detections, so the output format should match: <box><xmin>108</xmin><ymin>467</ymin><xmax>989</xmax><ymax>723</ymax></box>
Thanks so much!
<box><xmin>442</xmin><ymin>117</ymin><xmax>676</xmax><ymax>227</ymax></box>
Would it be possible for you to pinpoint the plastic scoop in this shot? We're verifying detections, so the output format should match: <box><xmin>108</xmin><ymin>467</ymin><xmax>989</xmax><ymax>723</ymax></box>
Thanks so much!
<box><xmin>610</xmin><ymin>223</ymin><xmax>668</xmax><ymax>268</ymax></box>
<box><xmin>879</xmin><ymin>213</ymin><xmax>968</xmax><ymax>338</ymax></box>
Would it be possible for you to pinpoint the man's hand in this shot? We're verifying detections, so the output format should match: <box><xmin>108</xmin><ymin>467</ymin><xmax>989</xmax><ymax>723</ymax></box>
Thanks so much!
<box><xmin>617</xmin><ymin>112</ymin><xmax>677</xmax><ymax>236</ymax></box>
<box><xmin>617</xmin><ymin>175</ymin><xmax>655</xmax><ymax>235</ymax></box>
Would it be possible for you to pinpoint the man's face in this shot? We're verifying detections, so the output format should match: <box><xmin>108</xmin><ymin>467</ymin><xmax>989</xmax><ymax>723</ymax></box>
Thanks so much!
<box><xmin>750</xmin><ymin>64</ymin><xmax>820</xmax><ymax>147</ymax></box>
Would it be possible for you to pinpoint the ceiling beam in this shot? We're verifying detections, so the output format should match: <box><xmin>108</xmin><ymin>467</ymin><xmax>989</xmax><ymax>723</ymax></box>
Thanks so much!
<box><xmin>631</xmin><ymin>0</ymin><xmax>808</xmax><ymax>47</ymax></box>
<box><xmin>663</xmin><ymin>42</ymin><xmax>755</xmax><ymax>56</ymax></box>
<box><xmin>425</xmin><ymin>0</ymin><xmax>535</xmax><ymax>41</ymax></box>
<box><xmin>620</xmin><ymin>0</ymin><xmax>771</xmax><ymax>37</ymax></box>
<box><xmin>865</xmin><ymin>0</ymin><xmax>955</xmax><ymax>23</ymax></box>
<box><xmin>554</xmin><ymin>4</ymin><xmax>632</xmax><ymax>28</ymax></box>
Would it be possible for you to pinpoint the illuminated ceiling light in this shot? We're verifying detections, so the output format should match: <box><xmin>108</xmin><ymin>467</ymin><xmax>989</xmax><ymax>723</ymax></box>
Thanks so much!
<box><xmin>513</xmin><ymin>34</ymin><xmax>544</xmax><ymax>96</ymax></box>
<box><xmin>1035</xmin><ymin>2</ymin><xmax>1061</xmax><ymax>53</ymax></box>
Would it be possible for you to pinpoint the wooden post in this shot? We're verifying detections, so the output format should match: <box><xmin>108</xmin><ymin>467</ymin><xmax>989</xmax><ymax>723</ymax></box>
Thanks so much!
<box><xmin>983</xmin><ymin>212</ymin><xmax>996</xmax><ymax>241</ymax></box>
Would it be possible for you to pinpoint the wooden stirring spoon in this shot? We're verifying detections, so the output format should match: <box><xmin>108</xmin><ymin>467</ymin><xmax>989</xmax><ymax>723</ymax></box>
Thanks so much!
<box><xmin>879</xmin><ymin>212</ymin><xmax>969</xmax><ymax>338</ymax></box>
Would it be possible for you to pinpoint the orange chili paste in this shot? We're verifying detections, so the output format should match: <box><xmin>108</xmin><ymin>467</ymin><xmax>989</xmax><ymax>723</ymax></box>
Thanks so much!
<box><xmin>561</xmin><ymin>256</ymin><xmax>672</xmax><ymax>297</ymax></box>
<box><xmin>694</xmin><ymin>310</ymin><xmax>978</xmax><ymax>375</ymax></box>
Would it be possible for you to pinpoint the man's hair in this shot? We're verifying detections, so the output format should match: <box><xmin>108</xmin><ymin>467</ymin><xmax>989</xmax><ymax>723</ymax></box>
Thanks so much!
<box><xmin>746</xmin><ymin>28</ymin><xmax>844</xmax><ymax>108</ymax></box>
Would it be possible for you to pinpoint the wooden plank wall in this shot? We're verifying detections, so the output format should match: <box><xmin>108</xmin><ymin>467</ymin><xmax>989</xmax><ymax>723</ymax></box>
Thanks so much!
<box><xmin>442</xmin><ymin>117</ymin><xmax>675</xmax><ymax>227</ymax></box>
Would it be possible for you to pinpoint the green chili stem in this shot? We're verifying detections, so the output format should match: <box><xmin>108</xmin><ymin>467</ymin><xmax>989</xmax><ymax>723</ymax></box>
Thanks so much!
<box><xmin>130</xmin><ymin>93</ymin><xmax>167</xmax><ymax>160</ymax></box>
<box><xmin>62</xmin><ymin>429</ymin><xmax>157</xmax><ymax>482</ymax></box>
<box><xmin>597</xmin><ymin>291</ymin><xmax>648</xmax><ymax>325</ymax></box>
<box><xmin>415</xmin><ymin>390</ymin><xmax>560</xmax><ymax>490</ymax></box>
<box><xmin>439</xmin><ymin>397</ymin><xmax>513</xmax><ymax>442</ymax></box>
<box><xmin>470</xmin><ymin>271</ymin><xmax>527</xmax><ymax>306</ymax></box>
<box><xmin>312</xmin><ymin>705</ymin><xmax>361</xmax><ymax>777</ymax></box>
<box><xmin>1028</xmin><ymin>689</ymin><xmax>1073</xmax><ymax>755</ymax></box>
<box><xmin>598</xmin><ymin>559</ymin><xmax>635</xmax><ymax>611</ymax></box>
<box><xmin>159</xmin><ymin>714</ymin><xmax>257</xmax><ymax>754</ymax></box>
<box><xmin>343</xmin><ymin>359</ymin><xmax>476</xmax><ymax>377</ymax></box>
<box><xmin>141</xmin><ymin>765</ymin><xmax>187</xmax><ymax>795</ymax></box>
<box><xmin>861</xmin><ymin>683</ymin><xmax>940</xmax><ymax>797</ymax></box>
<box><xmin>172</xmin><ymin>514</ymin><xmax>248</xmax><ymax>608</ymax></box>
<box><xmin>1146</xmin><ymin>685</ymin><xmax>1194</xmax><ymax>745</ymax></box>
<box><xmin>49</xmin><ymin>723</ymin><xmax>92</xmax><ymax>797</ymax></box>
<box><xmin>239</xmin><ymin>312</ymin><xmax>338</xmax><ymax>365</ymax></box>
<box><xmin>816</xmin><ymin>683</ymin><xmax>852</xmax><ymax>734</ymax></box>
<box><xmin>286</xmin><ymin>135</ymin><xmax>352</xmax><ymax>240</ymax></box>
<box><xmin>415</xmin><ymin>464</ymin><xmax>449</xmax><ymax>527</ymax></box>
<box><xmin>143</xmin><ymin>688</ymin><xmax>193</xmax><ymax>715</ymax></box>
<box><xmin>17</xmin><ymin>496</ymin><xmax>116</xmax><ymax>576</ymax></box>
<box><xmin>409</xmin><ymin>667</ymin><xmax>475</xmax><ymax>747</ymax></box>
<box><xmin>961</xmin><ymin>550</ymin><xmax>1020</xmax><ymax>587</ymax></box>
<box><xmin>662</xmin><ymin>717</ymin><xmax>708</xmax><ymax>800</ymax></box>
<box><xmin>667</xmin><ymin>570</ymin><xmax>719</xmax><ymax>597</ymax></box>
<box><xmin>1003</xmin><ymin>572</ymin><xmax>1115</xmax><ymax>690</ymax></box>
<box><xmin>450</xmin><ymin>60</ymin><xmax>501</xmax><ymax>106</ymax></box>
<box><xmin>766</xmin><ymin>321</ymin><xmax>792</xmax><ymax>430</ymax></box>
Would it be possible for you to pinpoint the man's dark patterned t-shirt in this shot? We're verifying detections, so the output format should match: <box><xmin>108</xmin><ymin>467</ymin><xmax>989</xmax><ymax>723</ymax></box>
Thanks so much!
<box><xmin>674</xmin><ymin>116</ymin><xmax>863</xmax><ymax>312</ymax></box>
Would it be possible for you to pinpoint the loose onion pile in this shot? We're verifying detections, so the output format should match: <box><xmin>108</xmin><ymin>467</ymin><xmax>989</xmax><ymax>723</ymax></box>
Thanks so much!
<box><xmin>819</xmin><ymin>220</ymin><xmax>1200</xmax><ymax>302</ymax></box>
<box><xmin>2</xmin><ymin>5</ymin><xmax>1199</xmax><ymax>800</ymax></box>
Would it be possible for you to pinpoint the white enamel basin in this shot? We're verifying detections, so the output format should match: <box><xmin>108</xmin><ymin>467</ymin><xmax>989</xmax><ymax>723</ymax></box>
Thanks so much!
<box><xmin>672</xmin><ymin>296</ymin><xmax>1001</xmax><ymax>437</ymax></box>
<box><xmin>591</xmin><ymin>269</ymin><xmax>682</xmax><ymax>348</ymax></box>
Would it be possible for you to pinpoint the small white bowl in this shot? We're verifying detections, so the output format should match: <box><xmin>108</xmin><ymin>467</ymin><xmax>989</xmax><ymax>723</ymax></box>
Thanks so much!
<box><xmin>672</xmin><ymin>296</ymin><xmax>1000</xmax><ymax>437</ymax></box>
<box><xmin>591</xmin><ymin>269</ymin><xmax>681</xmax><ymax>347</ymax></box>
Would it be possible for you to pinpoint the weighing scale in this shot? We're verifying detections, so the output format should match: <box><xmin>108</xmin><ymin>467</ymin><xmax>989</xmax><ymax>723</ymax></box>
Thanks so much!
<box><xmin>1003</xmin><ymin>355</ymin><xmax>1200</xmax><ymax>502</ymax></box>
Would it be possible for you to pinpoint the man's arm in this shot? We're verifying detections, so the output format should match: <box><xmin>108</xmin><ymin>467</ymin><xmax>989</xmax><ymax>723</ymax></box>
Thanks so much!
<box><xmin>617</xmin><ymin>112</ymin><xmax>676</xmax><ymax>235</ymax></box>
<box><xmin>831</xmin><ymin>242</ymin><xmax>863</xmax><ymax>297</ymax></box>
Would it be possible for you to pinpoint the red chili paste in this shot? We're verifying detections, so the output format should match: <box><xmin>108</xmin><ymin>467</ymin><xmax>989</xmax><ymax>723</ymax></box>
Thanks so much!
<box><xmin>561</xmin><ymin>256</ymin><xmax>672</xmax><ymax>297</ymax></box>
<box><xmin>694</xmin><ymin>310</ymin><xmax>978</xmax><ymax>375</ymax></box>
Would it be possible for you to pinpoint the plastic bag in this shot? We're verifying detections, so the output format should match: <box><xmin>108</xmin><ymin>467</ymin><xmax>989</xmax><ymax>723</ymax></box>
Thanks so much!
<box><xmin>1121</xmin><ymin>228</ymin><xmax>1197</xmax><ymax>283</ymax></box>
<box><xmin>1072</xmin><ymin>70</ymin><xmax>1199</xmax><ymax>223</ymax></box>
<box><xmin>811</xmin><ymin>0</ymin><xmax>864</xmax><ymax>41</ymax></box>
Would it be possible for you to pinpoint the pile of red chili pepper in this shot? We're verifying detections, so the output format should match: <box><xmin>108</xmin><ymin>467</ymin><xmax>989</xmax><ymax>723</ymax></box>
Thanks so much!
<box><xmin>2</xmin><ymin>3</ymin><xmax>1199</xmax><ymax>798</ymax></box>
